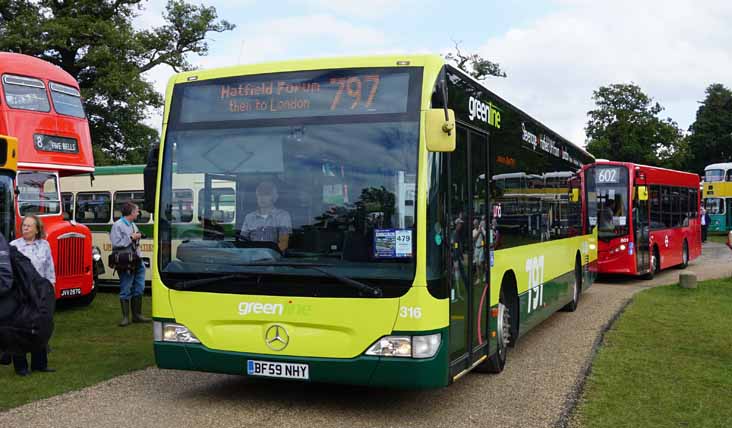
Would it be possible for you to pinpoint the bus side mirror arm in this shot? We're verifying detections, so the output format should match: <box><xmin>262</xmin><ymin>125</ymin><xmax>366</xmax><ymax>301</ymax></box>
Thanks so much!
<box><xmin>143</xmin><ymin>144</ymin><xmax>159</xmax><ymax>214</ymax></box>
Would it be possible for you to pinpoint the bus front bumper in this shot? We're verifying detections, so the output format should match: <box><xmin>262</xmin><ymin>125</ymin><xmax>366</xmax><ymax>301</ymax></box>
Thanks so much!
<box><xmin>154</xmin><ymin>332</ymin><xmax>449</xmax><ymax>389</ymax></box>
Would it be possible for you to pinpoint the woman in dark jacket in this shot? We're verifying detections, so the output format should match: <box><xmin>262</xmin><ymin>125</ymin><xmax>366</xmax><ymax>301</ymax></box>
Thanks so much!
<box><xmin>3</xmin><ymin>215</ymin><xmax>55</xmax><ymax>376</ymax></box>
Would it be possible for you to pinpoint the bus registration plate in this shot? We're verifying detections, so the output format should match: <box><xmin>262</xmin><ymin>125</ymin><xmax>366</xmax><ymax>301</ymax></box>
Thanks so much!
<box><xmin>247</xmin><ymin>360</ymin><xmax>309</xmax><ymax>380</ymax></box>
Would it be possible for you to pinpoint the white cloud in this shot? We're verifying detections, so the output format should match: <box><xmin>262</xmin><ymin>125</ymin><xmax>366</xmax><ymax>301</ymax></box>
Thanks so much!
<box><xmin>476</xmin><ymin>0</ymin><xmax>732</xmax><ymax>145</ymax></box>
<box><xmin>299</xmin><ymin>0</ymin><xmax>425</xmax><ymax>19</ymax></box>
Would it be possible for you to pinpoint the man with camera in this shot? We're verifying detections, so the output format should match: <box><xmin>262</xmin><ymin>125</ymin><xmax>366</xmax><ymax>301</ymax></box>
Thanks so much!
<box><xmin>110</xmin><ymin>201</ymin><xmax>150</xmax><ymax>327</ymax></box>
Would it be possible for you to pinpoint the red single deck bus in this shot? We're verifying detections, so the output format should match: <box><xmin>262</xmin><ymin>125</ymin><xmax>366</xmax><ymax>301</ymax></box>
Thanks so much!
<box><xmin>584</xmin><ymin>161</ymin><xmax>701</xmax><ymax>278</ymax></box>
<box><xmin>0</xmin><ymin>52</ymin><xmax>96</xmax><ymax>303</ymax></box>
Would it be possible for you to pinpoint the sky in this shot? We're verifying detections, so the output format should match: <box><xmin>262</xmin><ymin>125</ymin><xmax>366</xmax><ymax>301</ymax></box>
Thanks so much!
<box><xmin>136</xmin><ymin>0</ymin><xmax>732</xmax><ymax>146</ymax></box>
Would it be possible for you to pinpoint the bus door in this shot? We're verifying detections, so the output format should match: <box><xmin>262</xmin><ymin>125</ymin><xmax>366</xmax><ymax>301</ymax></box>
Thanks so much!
<box><xmin>448</xmin><ymin>127</ymin><xmax>490</xmax><ymax>375</ymax></box>
<box><xmin>634</xmin><ymin>184</ymin><xmax>651</xmax><ymax>273</ymax></box>
<box><xmin>726</xmin><ymin>198</ymin><xmax>732</xmax><ymax>231</ymax></box>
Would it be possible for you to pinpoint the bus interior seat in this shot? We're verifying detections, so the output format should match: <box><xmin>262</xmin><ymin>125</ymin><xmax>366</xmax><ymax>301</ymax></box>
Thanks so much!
<box><xmin>114</xmin><ymin>210</ymin><xmax>122</xmax><ymax>220</ymax></box>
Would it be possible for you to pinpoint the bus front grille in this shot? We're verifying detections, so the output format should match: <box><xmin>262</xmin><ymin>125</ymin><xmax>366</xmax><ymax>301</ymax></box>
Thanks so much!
<box><xmin>57</xmin><ymin>235</ymin><xmax>85</xmax><ymax>277</ymax></box>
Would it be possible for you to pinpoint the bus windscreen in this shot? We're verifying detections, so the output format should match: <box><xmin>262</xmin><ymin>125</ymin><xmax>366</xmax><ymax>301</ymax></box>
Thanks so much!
<box><xmin>176</xmin><ymin>68</ymin><xmax>415</xmax><ymax>123</ymax></box>
<box><xmin>595</xmin><ymin>166</ymin><xmax>629</xmax><ymax>239</ymax></box>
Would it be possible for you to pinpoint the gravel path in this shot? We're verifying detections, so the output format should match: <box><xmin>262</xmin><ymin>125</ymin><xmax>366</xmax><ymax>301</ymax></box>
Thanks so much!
<box><xmin>2</xmin><ymin>243</ymin><xmax>730</xmax><ymax>428</ymax></box>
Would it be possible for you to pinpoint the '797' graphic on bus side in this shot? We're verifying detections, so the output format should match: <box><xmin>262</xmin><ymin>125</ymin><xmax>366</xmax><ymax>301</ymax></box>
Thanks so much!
<box><xmin>525</xmin><ymin>256</ymin><xmax>545</xmax><ymax>314</ymax></box>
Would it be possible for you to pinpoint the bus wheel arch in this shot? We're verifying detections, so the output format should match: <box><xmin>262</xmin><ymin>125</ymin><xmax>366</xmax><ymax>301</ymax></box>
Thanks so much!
<box><xmin>500</xmin><ymin>270</ymin><xmax>519</xmax><ymax>348</ymax></box>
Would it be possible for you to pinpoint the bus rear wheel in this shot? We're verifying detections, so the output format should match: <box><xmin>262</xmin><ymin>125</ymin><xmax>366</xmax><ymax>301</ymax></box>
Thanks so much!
<box><xmin>477</xmin><ymin>287</ymin><xmax>512</xmax><ymax>374</ymax></box>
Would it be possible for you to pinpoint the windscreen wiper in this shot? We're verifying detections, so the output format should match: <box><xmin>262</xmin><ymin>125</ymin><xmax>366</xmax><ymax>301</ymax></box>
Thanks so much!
<box><xmin>174</xmin><ymin>273</ymin><xmax>256</xmax><ymax>290</ymax></box>
<box><xmin>236</xmin><ymin>262</ymin><xmax>383</xmax><ymax>297</ymax></box>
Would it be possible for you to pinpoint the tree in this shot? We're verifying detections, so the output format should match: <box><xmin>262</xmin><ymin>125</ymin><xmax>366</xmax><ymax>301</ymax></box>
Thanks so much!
<box><xmin>445</xmin><ymin>41</ymin><xmax>507</xmax><ymax>80</ymax></box>
<box><xmin>687</xmin><ymin>83</ymin><xmax>732</xmax><ymax>175</ymax></box>
<box><xmin>0</xmin><ymin>0</ymin><xmax>234</xmax><ymax>164</ymax></box>
<box><xmin>585</xmin><ymin>83</ymin><xmax>681</xmax><ymax>166</ymax></box>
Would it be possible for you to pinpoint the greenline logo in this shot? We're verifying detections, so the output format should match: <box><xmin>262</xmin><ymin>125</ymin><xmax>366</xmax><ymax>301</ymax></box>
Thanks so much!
<box><xmin>238</xmin><ymin>301</ymin><xmax>312</xmax><ymax>317</ymax></box>
<box><xmin>468</xmin><ymin>96</ymin><xmax>501</xmax><ymax>129</ymax></box>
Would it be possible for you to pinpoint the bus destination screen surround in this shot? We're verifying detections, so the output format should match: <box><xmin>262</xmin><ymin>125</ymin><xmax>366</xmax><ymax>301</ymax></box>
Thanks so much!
<box><xmin>177</xmin><ymin>69</ymin><xmax>414</xmax><ymax>123</ymax></box>
<box><xmin>595</xmin><ymin>166</ymin><xmax>629</xmax><ymax>240</ymax></box>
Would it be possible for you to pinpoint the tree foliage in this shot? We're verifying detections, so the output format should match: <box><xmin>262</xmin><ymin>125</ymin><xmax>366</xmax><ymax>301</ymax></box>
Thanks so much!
<box><xmin>585</xmin><ymin>83</ymin><xmax>682</xmax><ymax>166</ymax></box>
<box><xmin>0</xmin><ymin>0</ymin><xmax>234</xmax><ymax>164</ymax></box>
<box><xmin>445</xmin><ymin>41</ymin><xmax>506</xmax><ymax>80</ymax></box>
<box><xmin>687</xmin><ymin>83</ymin><xmax>732</xmax><ymax>175</ymax></box>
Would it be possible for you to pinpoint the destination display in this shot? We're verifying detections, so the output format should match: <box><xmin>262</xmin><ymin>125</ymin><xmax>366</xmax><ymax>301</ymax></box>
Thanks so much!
<box><xmin>177</xmin><ymin>69</ymin><xmax>413</xmax><ymax>123</ymax></box>
<box><xmin>596</xmin><ymin>167</ymin><xmax>623</xmax><ymax>184</ymax></box>
<box><xmin>33</xmin><ymin>134</ymin><xmax>78</xmax><ymax>154</ymax></box>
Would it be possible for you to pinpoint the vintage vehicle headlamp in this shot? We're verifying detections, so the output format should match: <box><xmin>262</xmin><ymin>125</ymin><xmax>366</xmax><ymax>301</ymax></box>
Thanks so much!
<box><xmin>154</xmin><ymin>321</ymin><xmax>200</xmax><ymax>343</ymax></box>
<box><xmin>92</xmin><ymin>246</ymin><xmax>102</xmax><ymax>261</ymax></box>
<box><xmin>365</xmin><ymin>333</ymin><xmax>441</xmax><ymax>359</ymax></box>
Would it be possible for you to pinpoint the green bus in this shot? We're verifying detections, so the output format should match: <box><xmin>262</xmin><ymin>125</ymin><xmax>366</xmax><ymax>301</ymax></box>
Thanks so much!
<box><xmin>145</xmin><ymin>55</ymin><xmax>597</xmax><ymax>388</ymax></box>
<box><xmin>703</xmin><ymin>162</ymin><xmax>732</xmax><ymax>233</ymax></box>
<box><xmin>62</xmin><ymin>165</ymin><xmax>238</xmax><ymax>283</ymax></box>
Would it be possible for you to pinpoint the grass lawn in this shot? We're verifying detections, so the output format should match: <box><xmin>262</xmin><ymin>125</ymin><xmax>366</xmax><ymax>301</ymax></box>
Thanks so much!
<box><xmin>577</xmin><ymin>278</ymin><xmax>732</xmax><ymax>428</ymax></box>
<box><xmin>0</xmin><ymin>291</ymin><xmax>154</xmax><ymax>411</ymax></box>
<box><xmin>707</xmin><ymin>233</ymin><xmax>728</xmax><ymax>245</ymax></box>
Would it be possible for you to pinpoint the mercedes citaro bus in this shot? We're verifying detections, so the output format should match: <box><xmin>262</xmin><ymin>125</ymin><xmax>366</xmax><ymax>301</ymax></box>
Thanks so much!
<box><xmin>144</xmin><ymin>55</ymin><xmax>597</xmax><ymax>388</ymax></box>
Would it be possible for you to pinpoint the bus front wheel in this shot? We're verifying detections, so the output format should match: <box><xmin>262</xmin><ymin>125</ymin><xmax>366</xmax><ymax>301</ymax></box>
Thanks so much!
<box><xmin>477</xmin><ymin>286</ymin><xmax>513</xmax><ymax>374</ymax></box>
<box><xmin>677</xmin><ymin>240</ymin><xmax>689</xmax><ymax>269</ymax></box>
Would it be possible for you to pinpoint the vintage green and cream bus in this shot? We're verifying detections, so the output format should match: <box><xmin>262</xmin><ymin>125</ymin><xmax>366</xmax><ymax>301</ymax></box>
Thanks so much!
<box><xmin>62</xmin><ymin>165</ymin><xmax>236</xmax><ymax>283</ymax></box>
<box><xmin>145</xmin><ymin>55</ymin><xmax>597</xmax><ymax>388</ymax></box>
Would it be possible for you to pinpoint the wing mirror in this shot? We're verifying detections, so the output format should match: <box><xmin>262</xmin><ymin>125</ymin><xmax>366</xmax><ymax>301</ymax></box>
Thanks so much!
<box><xmin>425</xmin><ymin>109</ymin><xmax>456</xmax><ymax>152</ymax></box>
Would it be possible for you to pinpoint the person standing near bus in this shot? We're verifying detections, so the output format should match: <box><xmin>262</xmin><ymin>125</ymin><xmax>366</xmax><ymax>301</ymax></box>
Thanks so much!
<box><xmin>701</xmin><ymin>207</ymin><xmax>710</xmax><ymax>242</ymax></box>
<box><xmin>110</xmin><ymin>202</ymin><xmax>150</xmax><ymax>326</ymax></box>
<box><xmin>7</xmin><ymin>215</ymin><xmax>55</xmax><ymax>375</ymax></box>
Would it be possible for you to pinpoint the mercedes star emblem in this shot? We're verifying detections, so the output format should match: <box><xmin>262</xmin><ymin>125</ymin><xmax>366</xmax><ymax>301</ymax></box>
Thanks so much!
<box><xmin>264</xmin><ymin>324</ymin><xmax>290</xmax><ymax>351</ymax></box>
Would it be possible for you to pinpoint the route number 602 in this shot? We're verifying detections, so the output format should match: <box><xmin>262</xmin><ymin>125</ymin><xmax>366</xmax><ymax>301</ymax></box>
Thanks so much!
<box><xmin>525</xmin><ymin>256</ymin><xmax>545</xmax><ymax>314</ymax></box>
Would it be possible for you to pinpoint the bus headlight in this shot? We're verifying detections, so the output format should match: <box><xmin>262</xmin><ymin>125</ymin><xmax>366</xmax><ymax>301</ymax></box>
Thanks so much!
<box><xmin>412</xmin><ymin>334</ymin><xmax>442</xmax><ymax>358</ymax></box>
<box><xmin>365</xmin><ymin>333</ymin><xmax>441</xmax><ymax>359</ymax></box>
<box><xmin>154</xmin><ymin>321</ymin><xmax>200</xmax><ymax>343</ymax></box>
<box><xmin>92</xmin><ymin>246</ymin><xmax>102</xmax><ymax>262</ymax></box>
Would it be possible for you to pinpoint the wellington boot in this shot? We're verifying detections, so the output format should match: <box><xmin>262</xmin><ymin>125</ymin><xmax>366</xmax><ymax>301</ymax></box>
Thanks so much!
<box><xmin>131</xmin><ymin>296</ymin><xmax>151</xmax><ymax>323</ymax></box>
<box><xmin>119</xmin><ymin>299</ymin><xmax>131</xmax><ymax>327</ymax></box>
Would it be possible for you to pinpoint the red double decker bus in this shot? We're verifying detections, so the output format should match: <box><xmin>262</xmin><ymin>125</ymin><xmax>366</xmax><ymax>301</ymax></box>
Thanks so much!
<box><xmin>0</xmin><ymin>52</ymin><xmax>96</xmax><ymax>302</ymax></box>
<box><xmin>584</xmin><ymin>161</ymin><xmax>701</xmax><ymax>278</ymax></box>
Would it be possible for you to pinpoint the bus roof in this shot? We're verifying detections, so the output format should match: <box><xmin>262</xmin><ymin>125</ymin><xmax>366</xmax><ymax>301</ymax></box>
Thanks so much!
<box><xmin>446</xmin><ymin>65</ymin><xmax>594</xmax><ymax>162</ymax></box>
<box><xmin>589</xmin><ymin>160</ymin><xmax>700</xmax><ymax>186</ymax></box>
<box><xmin>0</xmin><ymin>52</ymin><xmax>94</xmax><ymax>175</ymax></box>
<box><xmin>166</xmin><ymin>53</ymin><xmax>592</xmax><ymax>165</ymax></box>
<box><xmin>704</xmin><ymin>162</ymin><xmax>732</xmax><ymax>171</ymax></box>
<box><xmin>172</xmin><ymin>54</ymin><xmax>445</xmax><ymax>86</ymax></box>
<box><xmin>0</xmin><ymin>52</ymin><xmax>79</xmax><ymax>88</ymax></box>
<box><xmin>93</xmin><ymin>164</ymin><xmax>145</xmax><ymax>176</ymax></box>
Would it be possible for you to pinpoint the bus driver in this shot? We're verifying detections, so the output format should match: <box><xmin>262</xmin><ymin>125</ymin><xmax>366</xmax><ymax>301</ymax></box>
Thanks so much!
<box><xmin>240</xmin><ymin>181</ymin><xmax>292</xmax><ymax>252</ymax></box>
